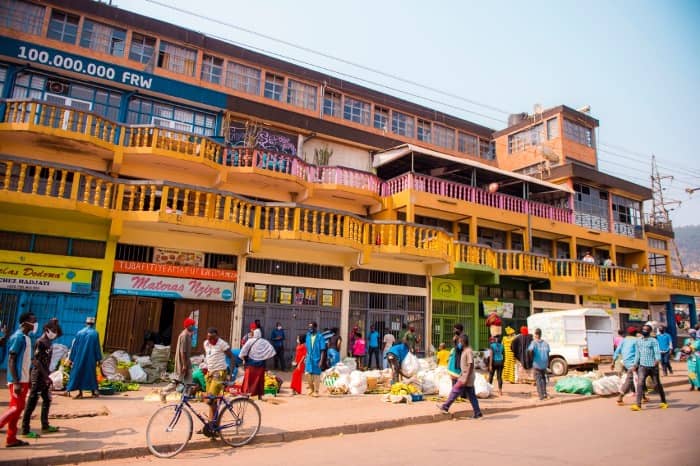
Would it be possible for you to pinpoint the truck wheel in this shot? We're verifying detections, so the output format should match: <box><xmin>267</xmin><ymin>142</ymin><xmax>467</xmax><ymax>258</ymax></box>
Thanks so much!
<box><xmin>549</xmin><ymin>357</ymin><xmax>568</xmax><ymax>376</ymax></box>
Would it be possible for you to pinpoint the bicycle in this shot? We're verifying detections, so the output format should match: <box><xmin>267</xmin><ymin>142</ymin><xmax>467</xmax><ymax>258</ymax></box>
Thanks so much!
<box><xmin>146</xmin><ymin>382</ymin><xmax>261</xmax><ymax>458</ymax></box>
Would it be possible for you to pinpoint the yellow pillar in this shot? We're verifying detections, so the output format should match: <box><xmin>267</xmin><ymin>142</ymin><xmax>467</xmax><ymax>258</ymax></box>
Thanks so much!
<box><xmin>96</xmin><ymin>237</ymin><xmax>118</xmax><ymax>346</ymax></box>
<box><xmin>469</xmin><ymin>216</ymin><xmax>478</xmax><ymax>244</ymax></box>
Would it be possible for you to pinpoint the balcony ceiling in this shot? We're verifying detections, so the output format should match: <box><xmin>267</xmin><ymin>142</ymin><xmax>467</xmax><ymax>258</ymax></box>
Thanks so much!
<box><xmin>374</xmin><ymin>144</ymin><xmax>573</xmax><ymax>198</ymax></box>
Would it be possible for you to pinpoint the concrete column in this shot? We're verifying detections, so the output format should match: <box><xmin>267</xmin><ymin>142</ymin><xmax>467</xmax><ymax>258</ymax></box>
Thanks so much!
<box><xmin>340</xmin><ymin>266</ymin><xmax>351</xmax><ymax>358</ymax></box>
<box><xmin>231</xmin><ymin>254</ymin><xmax>247</xmax><ymax>347</ymax></box>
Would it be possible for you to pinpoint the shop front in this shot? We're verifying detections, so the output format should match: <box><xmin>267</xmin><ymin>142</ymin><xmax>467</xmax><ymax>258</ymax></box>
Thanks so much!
<box><xmin>0</xmin><ymin>262</ymin><xmax>98</xmax><ymax>364</ymax></box>
<box><xmin>104</xmin><ymin>260</ymin><xmax>236</xmax><ymax>354</ymax></box>
<box><xmin>432</xmin><ymin>277</ymin><xmax>477</xmax><ymax>350</ymax></box>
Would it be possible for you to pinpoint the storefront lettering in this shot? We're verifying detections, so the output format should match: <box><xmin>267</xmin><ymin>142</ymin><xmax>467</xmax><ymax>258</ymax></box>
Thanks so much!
<box><xmin>130</xmin><ymin>276</ymin><xmax>184</xmax><ymax>292</ymax></box>
<box><xmin>188</xmin><ymin>280</ymin><xmax>221</xmax><ymax>298</ymax></box>
<box><xmin>0</xmin><ymin>266</ymin><xmax>61</xmax><ymax>279</ymax></box>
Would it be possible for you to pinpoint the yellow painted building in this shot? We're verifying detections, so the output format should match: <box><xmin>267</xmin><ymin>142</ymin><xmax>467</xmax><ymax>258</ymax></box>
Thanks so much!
<box><xmin>0</xmin><ymin>0</ymin><xmax>697</xmax><ymax>365</ymax></box>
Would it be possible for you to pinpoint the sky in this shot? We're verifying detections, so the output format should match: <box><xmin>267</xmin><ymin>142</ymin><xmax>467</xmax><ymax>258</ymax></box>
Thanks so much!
<box><xmin>112</xmin><ymin>0</ymin><xmax>700</xmax><ymax>226</ymax></box>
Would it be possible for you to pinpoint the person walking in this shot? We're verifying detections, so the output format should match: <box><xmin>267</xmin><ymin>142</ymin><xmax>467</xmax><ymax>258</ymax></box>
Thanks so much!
<box><xmin>656</xmin><ymin>325</ymin><xmax>673</xmax><ymax>376</ymax></box>
<box><xmin>631</xmin><ymin>324</ymin><xmax>668</xmax><ymax>411</ymax></box>
<box><xmin>203</xmin><ymin>327</ymin><xmax>235</xmax><ymax>422</ymax></box>
<box><xmin>437</xmin><ymin>334</ymin><xmax>483</xmax><ymax>418</ymax></box>
<box><xmin>366</xmin><ymin>326</ymin><xmax>381</xmax><ymax>369</ymax></box>
<box><xmin>528</xmin><ymin>328</ymin><xmax>551</xmax><ymax>400</ymax></box>
<box><xmin>21</xmin><ymin>318</ymin><xmax>63</xmax><ymax>439</ymax></box>
<box><xmin>0</xmin><ymin>311</ymin><xmax>37</xmax><ymax>448</ymax></box>
<box><xmin>386</xmin><ymin>341</ymin><xmax>410</xmax><ymax>384</ymax></box>
<box><xmin>66</xmin><ymin>316</ymin><xmax>102</xmax><ymax>399</ymax></box>
<box><xmin>160</xmin><ymin>318</ymin><xmax>196</xmax><ymax>403</ymax></box>
<box><xmin>304</xmin><ymin>321</ymin><xmax>326</xmax><ymax>397</ymax></box>
<box><xmin>382</xmin><ymin>331</ymin><xmax>395</xmax><ymax>369</ymax></box>
<box><xmin>488</xmin><ymin>335</ymin><xmax>504</xmax><ymax>396</ymax></box>
<box><xmin>403</xmin><ymin>325</ymin><xmax>418</xmax><ymax>353</ymax></box>
<box><xmin>613</xmin><ymin>326</ymin><xmax>640</xmax><ymax>405</ymax></box>
<box><xmin>290</xmin><ymin>334</ymin><xmax>307</xmax><ymax>395</ymax></box>
<box><xmin>270</xmin><ymin>322</ymin><xmax>286</xmax><ymax>371</ymax></box>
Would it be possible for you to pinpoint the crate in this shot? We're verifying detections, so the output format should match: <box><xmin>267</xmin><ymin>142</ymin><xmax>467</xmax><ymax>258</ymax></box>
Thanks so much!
<box><xmin>410</xmin><ymin>393</ymin><xmax>423</xmax><ymax>402</ymax></box>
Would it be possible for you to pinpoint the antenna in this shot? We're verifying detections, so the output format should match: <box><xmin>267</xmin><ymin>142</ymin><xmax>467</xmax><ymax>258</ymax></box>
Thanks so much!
<box><xmin>650</xmin><ymin>154</ymin><xmax>684</xmax><ymax>273</ymax></box>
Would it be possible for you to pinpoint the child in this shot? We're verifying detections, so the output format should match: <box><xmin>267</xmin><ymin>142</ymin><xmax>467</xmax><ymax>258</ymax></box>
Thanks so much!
<box><xmin>436</xmin><ymin>342</ymin><xmax>450</xmax><ymax>367</ymax></box>
<box><xmin>352</xmin><ymin>332</ymin><xmax>366</xmax><ymax>370</ymax></box>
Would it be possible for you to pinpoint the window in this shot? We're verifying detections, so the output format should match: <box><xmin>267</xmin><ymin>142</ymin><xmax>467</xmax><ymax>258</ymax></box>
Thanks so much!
<box><xmin>343</xmin><ymin>96</ymin><xmax>370</xmax><ymax>125</ymax></box>
<box><xmin>648</xmin><ymin>238</ymin><xmax>667</xmax><ymax>250</ymax></box>
<box><xmin>201</xmin><ymin>54</ymin><xmax>223</xmax><ymax>84</ymax></box>
<box><xmin>225</xmin><ymin>61</ymin><xmax>261</xmax><ymax>95</ymax></box>
<box><xmin>546</xmin><ymin>117</ymin><xmax>559</xmax><ymax>140</ymax></box>
<box><xmin>158</xmin><ymin>41</ymin><xmax>197</xmax><ymax>76</ymax></box>
<box><xmin>129</xmin><ymin>32</ymin><xmax>156</xmax><ymax>64</ymax></box>
<box><xmin>507</xmin><ymin>123</ymin><xmax>544</xmax><ymax>153</ymax></box>
<box><xmin>323</xmin><ymin>91</ymin><xmax>341</xmax><ymax>118</ymax></box>
<box><xmin>563</xmin><ymin>119</ymin><xmax>594</xmax><ymax>147</ymax></box>
<box><xmin>433</xmin><ymin>124</ymin><xmax>455</xmax><ymax>150</ymax></box>
<box><xmin>612</xmin><ymin>194</ymin><xmax>641</xmax><ymax>237</ymax></box>
<box><xmin>47</xmin><ymin>10</ymin><xmax>79</xmax><ymax>44</ymax></box>
<box><xmin>480</xmin><ymin>139</ymin><xmax>495</xmax><ymax>160</ymax></box>
<box><xmin>127</xmin><ymin>97</ymin><xmax>215</xmax><ymax>136</ymax></box>
<box><xmin>264</xmin><ymin>73</ymin><xmax>284</xmax><ymax>101</ymax></box>
<box><xmin>0</xmin><ymin>66</ymin><xmax>6</xmax><ymax>97</ymax></box>
<box><xmin>458</xmin><ymin>132</ymin><xmax>478</xmax><ymax>155</ymax></box>
<box><xmin>79</xmin><ymin>19</ymin><xmax>126</xmax><ymax>56</ymax></box>
<box><xmin>0</xmin><ymin>0</ymin><xmax>45</xmax><ymax>35</ymax></box>
<box><xmin>417</xmin><ymin>119</ymin><xmax>431</xmax><ymax>143</ymax></box>
<box><xmin>574</xmin><ymin>183</ymin><xmax>609</xmax><ymax>232</ymax></box>
<box><xmin>374</xmin><ymin>106</ymin><xmax>389</xmax><ymax>131</ymax></box>
<box><xmin>391</xmin><ymin>110</ymin><xmax>414</xmax><ymax>137</ymax></box>
<box><xmin>287</xmin><ymin>79</ymin><xmax>317</xmax><ymax>110</ymax></box>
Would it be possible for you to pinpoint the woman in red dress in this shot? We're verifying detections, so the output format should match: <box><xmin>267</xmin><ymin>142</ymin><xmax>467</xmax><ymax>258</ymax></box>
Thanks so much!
<box><xmin>290</xmin><ymin>335</ymin><xmax>307</xmax><ymax>395</ymax></box>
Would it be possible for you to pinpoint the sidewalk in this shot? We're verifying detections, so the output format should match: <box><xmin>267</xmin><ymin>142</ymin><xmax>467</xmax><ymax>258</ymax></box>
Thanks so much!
<box><xmin>0</xmin><ymin>368</ymin><xmax>690</xmax><ymax>466</ymax></box>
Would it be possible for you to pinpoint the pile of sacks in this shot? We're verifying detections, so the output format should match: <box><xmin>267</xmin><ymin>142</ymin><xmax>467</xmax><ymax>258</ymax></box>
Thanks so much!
<box><xmin>321</xmin><ymin>362</ymin><xmax>371</xmax><ymax>395</ymax></box>
<box><xmin>99</xmin><ymin>346</ymin><xmax>171</xmax><ymax>384</ymax></box>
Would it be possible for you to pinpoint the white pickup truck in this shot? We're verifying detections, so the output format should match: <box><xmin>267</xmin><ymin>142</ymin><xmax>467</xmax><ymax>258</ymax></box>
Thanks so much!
<box><xmin>527</xmin><ymin>308</ymin><xmax>615</xmax><ymax>376</ymax></box>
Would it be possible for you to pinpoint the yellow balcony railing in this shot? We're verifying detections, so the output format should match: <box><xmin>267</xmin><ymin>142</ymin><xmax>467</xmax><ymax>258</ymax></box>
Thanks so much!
<box><xmin>0</xmin><ymin>155</ymin><xmax>450</xmax><ymax>262</ymax></box>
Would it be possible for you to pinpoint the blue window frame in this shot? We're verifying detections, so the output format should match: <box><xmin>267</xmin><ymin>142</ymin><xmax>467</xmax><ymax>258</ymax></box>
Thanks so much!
<box><xmin>47</xmin><ymin>9</ymin><xmax>79</xmax><ymax>44</ymax></box>
<box><xmin>127</xmin><ymin>96</ymin><xmax>216</xmax><ymax>136</ymax></box>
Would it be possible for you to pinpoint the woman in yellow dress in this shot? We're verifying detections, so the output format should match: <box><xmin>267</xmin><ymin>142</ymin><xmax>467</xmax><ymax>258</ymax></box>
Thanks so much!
<box><xmin>502</xmin><ymin>326</ymin><xmax>516</xmax><ymax>383</ymax></box>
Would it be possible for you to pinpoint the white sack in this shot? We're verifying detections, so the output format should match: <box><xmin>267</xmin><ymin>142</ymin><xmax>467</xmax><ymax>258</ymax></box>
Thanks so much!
<box><xmin>401</xmin><ymin>352</ymin><xmax>419</xmax><ymax>378</ymax></box>
<box><xmin>438</xmin><ymin>374</ymin><xmax>453</xmax><ymax>397</ymax></box>
<box><xmin>128</xmin><ymin>364</ymin><xmax>148</xmax><ymax>383</ymax></box>
<box><xmin>49</xmin><ymin>344</ymin><xmax>69</xmax><ymax>372</ymax></box>
<box><xmin>474</xmin><ymin>373</ymin><xmax>492</xmax><ymax>398</ymax></box>
<box><xmin>49</xmin><ymin>370</ymin><xmax>64</xmax><ymax>390</ymax></box>
<box><xmin>111</xmin><ymin>350</ymin><xmax>131</xmax><ymax>363</ymax></box>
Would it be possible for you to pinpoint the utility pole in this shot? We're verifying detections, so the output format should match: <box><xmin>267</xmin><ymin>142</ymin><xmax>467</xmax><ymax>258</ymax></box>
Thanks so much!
<box><xmin>650</xmin><ymin>155</ymin><xmax>684</xmax><ymax>273</ymax></box>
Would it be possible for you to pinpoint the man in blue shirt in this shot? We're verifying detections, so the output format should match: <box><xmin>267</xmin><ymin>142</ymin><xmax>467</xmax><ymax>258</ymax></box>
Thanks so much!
<box><xmin>386</xmin><ymin>342</ymin><xmax>410</xmax><ymax>384</ymax></box>
<box><xmin>0</xmin><ymin>311</ymin><xmax>37</xmax><ymax>448</ymax></box>
<box><xmin>655</xmin><ymin>325</ymin><xmax>673</xmax><ymax>376</ymax></box>
<box><xmin>527</xmin><ymin>328</ymin><xmax>550</xmax><ymax>400</ymax></box>
<box><xmin>613</xmin><ymin>326</ymin><xmax>640</xmax><ymax>405</ymax></box>
<box><xmin>631</xmin><ymin>324</ymin><xmax>667</xmax><ymax>411</ymax></box>
<box><xmin>270</xmin><ymin>322</ymin><xmax>286</xmax><ymax>371</ymax></box>
<box><xmin>367</xmin><ymin>326</ymin><xmax>381</xmax><ymax>369</ymax></box>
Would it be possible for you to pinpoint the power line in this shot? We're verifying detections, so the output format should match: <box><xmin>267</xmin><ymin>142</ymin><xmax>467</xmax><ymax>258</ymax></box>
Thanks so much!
<box><xmin>600</xmin><ymin>143</ymin><xmax>700</xmax><ymax>177</ymax></box>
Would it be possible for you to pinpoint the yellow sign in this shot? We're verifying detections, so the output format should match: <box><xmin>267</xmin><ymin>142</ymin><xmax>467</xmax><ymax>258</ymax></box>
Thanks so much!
<box><xmin>254</xmin><ymin>284</ymin><xmax>267</xmax><ymax>303</ymax></box>
<box><xmin>583</xmin><ymin>295</ymin><xmax>616</xmax><ymax>309</ymax></box>
<box><xmin>279</xmin><ymin>287</ymin><xmax>292</xmax><ymax>304</ymax></box>
<box><xmin>0</xmin><ymin>262</ymin><xmax>92</xmax><ymax>294</ymax></box>
<box><xmin>628</xmin><ymin>309</ymin><xmax>647</xmax><ymax>322</ymax></box>
<box><xmin>322</xmin><ymin>289</ymin><xmax>334</xmax><ymax>307</ymax></box>
<box><xmin>483</xmin><ymin>300</ymin><xmax>514</xmax><ymax>318</ymax></box>
<box><xmin>432</xmin><ymin>278</ymin><xmax>462</xmax><ymax>301</ymax></box>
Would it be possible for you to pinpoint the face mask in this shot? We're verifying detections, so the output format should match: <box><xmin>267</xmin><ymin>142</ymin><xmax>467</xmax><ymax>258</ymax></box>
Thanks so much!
<box><xmin>457</xmin><ymin>343</ymin><xmax>463</xmax><ymax>350</ymax></box>
<box><xmin>46</xmin><ymin>329</ymin><xmax>57</xmax><ymax>340</ymax></box>
<box><xmin>208</xmin><ymin>336</ymin><xmax>218</xmax><ymax>344</ymax></box>
<box><xmin>188</xmin><ymin>326</ymin><xmax>196</xmax><ymax>333</ymax></box>
<box><xmin>658</xmin><ymin>329</ymin><xmax>664</xmax><ymax>334</ymax></box>
<box><xmin>641</xmin><ymin>330</ymin><xmax>650</xmax><ymax>337</ymax></box>
<box><xmin>277</xmin><ymin>326</ymin><xmax>282</xmax><ymax>330</ymax></box>
<box><xmin>31</xmin><ymin>322</ymin><xmax>39</xmax><ymax>334</ymax></box>
<box><xmin>308</xmin><ymin>327</ymin><xmax>315</xmax><ymax>333</ymax></box>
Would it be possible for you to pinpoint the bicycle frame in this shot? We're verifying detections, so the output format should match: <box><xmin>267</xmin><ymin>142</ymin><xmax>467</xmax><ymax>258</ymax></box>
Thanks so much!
<box><xmin>173</xmin><ymin>384</ymin><xmax>250</xmax><ymax>433</ymax></box>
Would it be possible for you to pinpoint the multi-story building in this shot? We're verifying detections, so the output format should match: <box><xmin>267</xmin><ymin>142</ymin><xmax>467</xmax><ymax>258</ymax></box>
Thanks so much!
<box><xmin>0</xmin><ymin>0</ymin><xmax>697</xmax><ymax>366</ymax></box>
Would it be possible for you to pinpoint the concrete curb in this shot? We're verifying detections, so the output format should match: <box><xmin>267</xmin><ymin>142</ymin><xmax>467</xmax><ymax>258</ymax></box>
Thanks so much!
<box><xmin>3</xmin><ymin>379</ymin><xmax>688</xmax><ymax>466</ymax></box>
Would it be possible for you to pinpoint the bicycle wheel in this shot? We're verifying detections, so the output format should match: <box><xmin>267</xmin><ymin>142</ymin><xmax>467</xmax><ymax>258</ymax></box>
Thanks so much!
<box><xmin>146</xmin><ymin>404</ymin><xmax>193</xmax><ymax>458</ymax></box>
<box><xmin>217</xmin><ymin>397</ymin><xmax>261</xmax><ymax>447</ymax></box>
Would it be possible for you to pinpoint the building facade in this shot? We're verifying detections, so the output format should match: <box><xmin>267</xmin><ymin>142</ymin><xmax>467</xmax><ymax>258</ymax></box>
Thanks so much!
<box><xmin>0</xmin><ymin>0</ymin><xmax>697</xmax><ymax>364</ymax></box>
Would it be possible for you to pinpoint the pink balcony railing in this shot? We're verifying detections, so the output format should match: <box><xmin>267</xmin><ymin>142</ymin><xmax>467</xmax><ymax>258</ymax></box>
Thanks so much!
<box><xmin>383</xmin><ymin>172</ymin><xmax>573</xmax><ymax>223</ymax></box>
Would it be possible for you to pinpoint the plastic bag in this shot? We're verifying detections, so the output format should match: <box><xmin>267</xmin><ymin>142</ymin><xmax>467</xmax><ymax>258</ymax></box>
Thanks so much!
<box><xmin>592</xmin><ymin>375</ymin><xmax>621</xmax><ymax>395</ymax></box>
<box><xmin>111</xmin><ymin>350</ymin><xmax>131</xmax><ymax>363</ymax></box>
<box><xmin>348</xmin><ymin>370</ymin><xmax>368</xmax><ymax>395</ymax></box>
<box><xmin>401</xmin><ymin>351</ymin><xmax>419</xmax><ymax>378</ymax></box>
<box><xmin>128</xmin><ymin>364</ymin><xmax>147</xmax><ymax>383</ymax></box>
<box><xmin>555</xmin><ymin>376</ymin><xmax>594</xmax><ymax>395</ymax></box>
<box><xmin>474</xmin><ymin>373</ymin><xmax>492</xmax><ymax>398</ymax></box>
<box><xmin>438</xmin><ymin>374</ymin><xmax>453</xmax><ymax>397</ymax></box>
<box><xmin>341</xmin><ymin>358</ymin><xmax>357</xmax><ymax>372</ymax></box>
<box><xmin>49</xmin><ymin>370</ymin><xmax>64</xmax><ymax>390</ymax></box>
<box><xmin>100</xmin><ymin>356</ymin><xmax>118</xmax><ymax>380</ymax></box>
<box><xmin>49</xmin><ymin>344</ymin><xmax>69</xmax><ymax>372</ymax></box>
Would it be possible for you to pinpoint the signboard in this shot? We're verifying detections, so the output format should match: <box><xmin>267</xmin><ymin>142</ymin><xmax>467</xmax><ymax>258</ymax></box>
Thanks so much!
<box><xmin>583</xmin><ymin>295</ymin><xmax>617</xmax><ymax>309</ymax></box>
<box><xmin>114</xmin><ymin>261</ymin><xmax>236</xmax><ymax>281</ymax></box>
<box><xmin>432</xmin><ymin>278</ymin><xmax>462</xmax><ymax>301</ymax></box>
<box><xmin>254</xmin><ymin>284</ymin><xmax>267</xmax><ymax>303</ymax></box>
<box><xmin>113</xmin><ymin>274</ymin><xmax>234</xmax><ymax>301</ymax></box>
<box><xmin>322</xmin><ymin>289</ymin><xmax>334</xmax><ymax>307</ymax></box>
<box><xmin>482</xmin><ymin>300</ymin><xmax>514</xmax><ymax>319</ymax></box>
<box><xmin>279</xmin><ymin>287</ymin><xmax>292</xmax><ymax>304</ymax></box>
<box><xmin>0</xmin><ymin>262</ymin><xmax>92</xmax><ymax>294</ymax></box>
<box><xmin>153</xmin><ymin>248</ymin><xmax>205</xmax><ymax>267</ymax></box>
<box><xmin>628</xmin><ymin>309</ymin><xmax>647</xmax><ymax>322</ymax></box>
<box><xmin>0</xmin><ymin>36</ymin><xmax>227</xmax><ymax>107</ymax></box>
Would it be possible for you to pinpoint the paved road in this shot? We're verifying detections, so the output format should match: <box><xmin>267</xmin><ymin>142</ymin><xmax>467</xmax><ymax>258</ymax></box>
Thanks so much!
<box><xmin>83</xmin><ymin>385</ymin><xmax>697</xmax><ymax>466</ymax></box>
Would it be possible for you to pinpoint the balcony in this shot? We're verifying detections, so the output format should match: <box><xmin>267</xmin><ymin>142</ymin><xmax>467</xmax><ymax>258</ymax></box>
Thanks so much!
<box><xmin>382</xmin><ymin>172</ymin><xmax>573</xmax><ymax>223</ymax></box>
<box><xmin>0</xmin><ymin>155</ymin><xmax>450</xmax><ymax>264</ymax></box>
<box><xmin>0</xmin><ymin>99</ymin><xmax>381</xmax><ymax>211</ymax></box>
